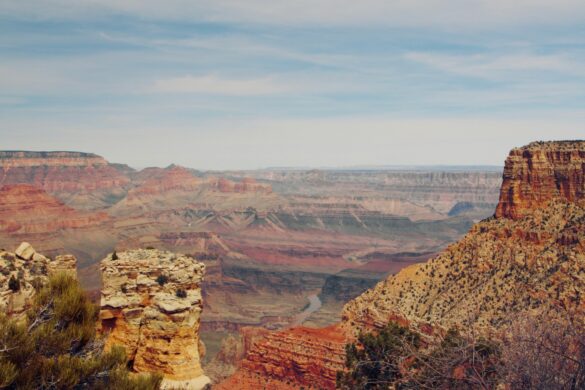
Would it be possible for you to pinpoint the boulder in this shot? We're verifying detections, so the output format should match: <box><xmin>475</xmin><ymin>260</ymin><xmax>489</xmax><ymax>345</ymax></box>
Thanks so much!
<box><xmin>15</xmin><ymin>242</ymin><xmax>35</xmax><ymax>260</ymax></box>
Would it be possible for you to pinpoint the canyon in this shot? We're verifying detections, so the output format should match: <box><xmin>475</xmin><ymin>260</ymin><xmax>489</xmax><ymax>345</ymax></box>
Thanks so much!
<box><xmin>220</xmin><ymin>140</ymin><xmax>585</xmax><ymax>389</ymax></box>
<box><xmin>0</xmin><ymin>150</ymin><xmax>503</xmax><ymax>383</ymax></box>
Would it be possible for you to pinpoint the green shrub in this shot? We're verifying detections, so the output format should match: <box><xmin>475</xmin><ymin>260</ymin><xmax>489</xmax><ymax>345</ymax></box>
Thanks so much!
<box><xmin>156</xmin><ymin>274</ymin><xmax>168</xmax><ymax>286</ymax></box>
<box><xmin>111</xmin><ymin>251</ymin><xmax>119</xmax><ymax>261</ymax></box>
<box><xmin>337</xmin><ymin>322</ymin><xmax>420</xmax><ymax>389</ymax></box>
<box><xmin>0</xmin><ymin>273</ymin><xmax>162</xmax><ymax>389</ymax></box>
<box><xmin>8</xmin><ymin>276</ymin><xmax>20</xmax><ymax>292</ymax></box>
<box><xmin>176</xmin><ymin>289</ymin><xmax>187</xmax><ymax>298</ymax></box>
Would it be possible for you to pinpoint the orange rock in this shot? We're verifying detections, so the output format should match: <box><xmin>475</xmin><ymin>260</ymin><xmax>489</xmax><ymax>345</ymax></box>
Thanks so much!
<box><xmin>218</xmin><ymin>325</ymin><xmax>348</xmax><ymax>390</ymax></box>
<box><xmin>99</xmin><ymin>249</ymin><xmax>210</xmax><ymax>389</ymax></box>
<box><xmin>495</xmin><ymin>141</ymin><xmax>585</xmax><ymax>219</ymax></box>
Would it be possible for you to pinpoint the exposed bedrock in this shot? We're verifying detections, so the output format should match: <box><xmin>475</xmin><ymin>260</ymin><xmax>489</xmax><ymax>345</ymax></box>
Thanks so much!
<box><xmin>98</xmin><ymin>249</ymin><xmax>210</xmax><ymax>389</ymax></box>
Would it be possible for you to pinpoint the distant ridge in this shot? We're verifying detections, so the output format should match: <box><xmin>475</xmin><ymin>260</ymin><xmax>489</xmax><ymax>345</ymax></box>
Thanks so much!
<box><xmin>259</xmin><ymin>165</ymin><xmax>503</xmax><ymax>172</ymax></box>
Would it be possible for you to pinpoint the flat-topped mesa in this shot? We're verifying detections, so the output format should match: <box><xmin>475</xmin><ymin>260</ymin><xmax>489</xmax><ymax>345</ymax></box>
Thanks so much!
<box><xmin>495</xmin><ymin>140</ymin><xmax>585</xmax><ymax>219</ymax></box>
<box><xmin>0</xmin><ymin>150</ymin><xmax>130</xmax><ymax>209</ymax></box>
<box><xmin>99</xmin><ymin>249</ymin><xmax>210</xmax><ymax>390</ymax></box>
<box><xmin>0</xmin><ymin>242</ymin><xmax>77</xmax><ymax>317</ymax></box>
<box><xmin>0</xmin><ymin>151</ymin><xmax>108</xmax><ymax>167</ymax></box>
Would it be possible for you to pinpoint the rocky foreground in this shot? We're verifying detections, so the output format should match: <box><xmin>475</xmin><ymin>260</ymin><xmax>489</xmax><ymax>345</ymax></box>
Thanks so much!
<box><xmin>219</xmin><ymin>140</ymin><xmax>585</xmax><ymax>389</ymax></box>
<box><xmin>0</xmin><ymin>242</ymin><xmax>76</xmax><ymax>317</ymax></box>
<box><xmin>99</xmin><ymin>249</ymin><xmax>210</xmax><ymax>389</ymax></box>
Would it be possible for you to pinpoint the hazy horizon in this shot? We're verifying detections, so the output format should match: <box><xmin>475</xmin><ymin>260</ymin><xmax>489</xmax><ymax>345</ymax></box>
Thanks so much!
<box><xmin>1</xmin><ymin>1</ymin><xmax>584</xmax><ymax>169</ymax></box>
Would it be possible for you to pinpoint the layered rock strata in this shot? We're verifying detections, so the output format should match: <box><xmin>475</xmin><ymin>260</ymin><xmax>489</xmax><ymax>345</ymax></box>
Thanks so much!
<box><xmin>0</xmin><ymin>151</ymin><xmax>129</xmax><ymax>209</ymax></box>
<box><xmin>344</xmin><ymin>140</ymin><xmax>585</xmax><ymax>332</ymax></box>
<box><xmin>0</xmin><ymin>242</ymin><xmax>77</xmax><ymax>317</ymax></box>
<box><xmin>495</xmin><ymin>140</ymin><xmax>585</xmax><ymax>219</ymax></box>
<box><xmin>0</xmin><ymin>184</ymin><xmax>109</xmax><ymax>234</ymax></box>
<box><xmin>98</xmin><ymin>249</ymin><xmax>209</xmax><ymax>389</ymax></box>
<box><xmin>217</xmin><ymin>325</ymin><xmax>346</xmax><ymax>390</ymax></box>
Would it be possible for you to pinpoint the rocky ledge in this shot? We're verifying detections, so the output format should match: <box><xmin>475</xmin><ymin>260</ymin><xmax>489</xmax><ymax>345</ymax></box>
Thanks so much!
<box><xmin>216</xmin><ymin>325</ymin><xmax>346</xmax><ymax>390</ymax></box>
<box><xmin>495</xmin><ymin>140</ymin><xmax>585</xmax><ymax>219</ymax></box>
<box><xmin>98</xmin><ymin>249</ymin><xmax>209</xmax><ymax>389</ymax></box>
<box><xmin>0</xmin><ymin>242</ymin><xmax>77</xmax><ymax>317</ymax></box>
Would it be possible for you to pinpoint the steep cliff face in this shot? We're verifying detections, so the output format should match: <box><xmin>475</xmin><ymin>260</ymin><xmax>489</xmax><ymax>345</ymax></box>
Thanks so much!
<box><xmin>495</xmin><ymin>141</ymin><xmax>585</xmax><ymax>219</ymax></box>
<box><xmin>0</xmin><ymin>151</ymin><xmax>130</xmax><ymax>209</ymax></box>
<box><xmin>0</xmin><ymin>242</ymin><xmax>77</xmax><ymax>317</ymax></box>
<box><xmin>216</xmin><ymin>325</ymin><xmax>346</xmax><ymax>390</ymax></box>
<box><xmin>343</xmin><ymin>140</ymin><xmax>585</xmax><ymax>333</ymax></box>
<box><xmin>98</xmin><ymin>249</ymin><xmax>209</xmax><ymax>389</ymax></box>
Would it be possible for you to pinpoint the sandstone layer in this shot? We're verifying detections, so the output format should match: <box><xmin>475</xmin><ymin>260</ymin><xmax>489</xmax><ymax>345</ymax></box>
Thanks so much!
<box><xmin>216</xmin><ymin>325</ymin><xmax>346</xmax><ymax>390</ymax></box>
<box><xmin>0</xmin><ymin>151</ymin><xmax>130</xmax><ymax>209</ymax></box>
<box><xmin>0</xmin><ymin>242</ymin><xmax>77</xmax><ymax>317</ymax></box>
<box><xmin>495</xmin><ymin>140</ymin><xmax>585</xmax><ymax>219</ymax></box>
<box><xmin>98</xmin><ymin>249</ymin><xmax>209</xmax><ymax>389</ymax></box>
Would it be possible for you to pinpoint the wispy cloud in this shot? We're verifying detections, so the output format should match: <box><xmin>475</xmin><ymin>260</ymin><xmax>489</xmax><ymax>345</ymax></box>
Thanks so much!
<box><xmin>404</xmin><ymin>52</ymin><xmax>585</xmax><ymax>79</ymax></box>
<box><xmin>152</xmin><ymin>74</ymin><xmax>292</xmax><ymax>95</ymax></box>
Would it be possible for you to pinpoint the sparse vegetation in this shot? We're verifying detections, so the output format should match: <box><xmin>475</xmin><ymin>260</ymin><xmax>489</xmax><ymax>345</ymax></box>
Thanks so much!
<box><xmin>176</xmin><ymin>289</ymin><xmax>187</xmax><ymax>298</ymax></box>
<box><xmin>0</xmin><ymin>273</ymin><xmax>162</xmax><ymax>389</ymax></box>
<box><xmin>111</xmin><ymin>251</ymin><xmax>118</xmax><ymax>261</ymax></box>
<box><xmin>7</xmin><ymin>276</ymin><xmax>20</xmax><ymax>292</ymax></box>
<box><xmin>156</xmin><ymin>274</ymin><xmax>168</xmax><ymax>286</ymax></box>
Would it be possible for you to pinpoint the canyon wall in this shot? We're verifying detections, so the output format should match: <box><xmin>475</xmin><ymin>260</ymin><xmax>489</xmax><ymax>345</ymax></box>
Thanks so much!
<box><xmin>344</xmin><ymin>140</ymin><xmax>585</xmax><ymax>333</ymax></box>
<box><xmin>99</xmin><ymin>249</ymin><xmax>210</xmax><ymax>389</ymax></box>
<box><xmin>0</xmin><ymin>151</ymin><xmax>130</xmax><ymax>209</ymax></box>
<box><xmin>495</xmin><ymin>140</ymin><xmax>585</xmax><ymax>219</ymax></box>
<box><xmin>220</xmin><ymin>140</ymin><xmax>585</xmax><ymax>389</ymax></box>
<box><xmin>216</xmin><ymin>325</ymin><xmax>346</xmax><ymax>390</ymax></box>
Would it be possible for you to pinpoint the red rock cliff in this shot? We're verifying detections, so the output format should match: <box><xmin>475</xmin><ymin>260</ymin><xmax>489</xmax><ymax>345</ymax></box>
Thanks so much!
<box><xmin>495</xmin><ymin>141</ymin><xmax>585</xmax><ymax>219</ymax></box>
<box><xmin>0</xmin><ymin>151</ymin><xmax>130</xmax><ymax>209</ymax></box>
<box><xmin>217</xmin><ymin>325</ymin><xmax>347</xmax><ymax>390</ymax></box>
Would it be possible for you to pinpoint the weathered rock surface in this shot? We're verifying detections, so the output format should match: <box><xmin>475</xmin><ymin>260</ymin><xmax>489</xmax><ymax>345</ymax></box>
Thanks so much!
<box><xmin>98</xmin><ymin>249</ymin><xmax>209</xmax><ymax>389</ymax></box>
<box><xmin>217</xmin><ymin>325</ymin><xmax>347</xmax><ymax>390</ymax></box>
<box><xmin>0</xmin><ymin>243</ymin><xmax>77</xmax><ymax>317</ymax></box>
<box><xmin>0</xmin><ymin>184</ymin><xmax>112</xmax><ymax>262</ymax></box>
<box><xmin>495</xmin><ymin>141</ymin><xmax>585</xmax><ymax>219</ymax></box>
<box><xmin>0</xmin><ymin>185</ymin><xmax>110</xmax><ymax>235</ymax></box>
<box><xmin>0</xmin><ymin>151</ymin><xmax>130</xmax><ymax>209</ymax></box>
<box><xmin>344</xmin><ymin>140</ymin><xmax>585</xmax><ymax>333</ymax></box>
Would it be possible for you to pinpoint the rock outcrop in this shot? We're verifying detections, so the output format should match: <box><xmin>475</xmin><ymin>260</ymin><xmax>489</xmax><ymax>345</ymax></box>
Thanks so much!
<box><xmin>0</xmin><ymin>242</ymin><xmax>77</xmax><ymax>317</ymax></box>
<box><xmin>98</xmin><ymin>249</ymin><xmax>210</xmax><ymax>389</ymax></box>
<box><xmin>343</xmin><ymin>140</ymin><xmax>585</xmax><ymax>333</ymax></box>
<box><xmin>495</xmin><ymin>141</ymin><xmax>585</xmax><ymax>219</ymax></box>
<box><xmin>216</xmin><ymin>325</ymin><xmax>346</xmax><ymax>390</ymax></box>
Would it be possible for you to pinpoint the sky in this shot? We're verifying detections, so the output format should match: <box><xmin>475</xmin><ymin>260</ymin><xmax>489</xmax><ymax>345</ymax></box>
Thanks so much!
<box><xmin>1</xmin><ymin>1</ymin><xmax>584</xmax><ymax>170</ymax></box>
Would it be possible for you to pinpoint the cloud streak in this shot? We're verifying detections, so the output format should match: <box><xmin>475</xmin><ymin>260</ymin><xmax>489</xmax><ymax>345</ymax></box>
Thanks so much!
<box><xmin>2</xmin><ymin>0</ymin><xmax>585</xmax><ymax>29</ymax></box>
<box><xmin>152</xmin><ymin>74</ymin><xmax>290</xmax><ymax>95</ymax></box>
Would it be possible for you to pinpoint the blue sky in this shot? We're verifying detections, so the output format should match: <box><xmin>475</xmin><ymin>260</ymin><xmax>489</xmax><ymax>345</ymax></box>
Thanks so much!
<box><xmin>1</xmin><ymin>1</ymin><xmax>584</xmax><ymax>169</ymax></box>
